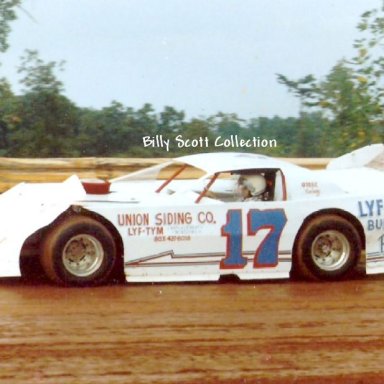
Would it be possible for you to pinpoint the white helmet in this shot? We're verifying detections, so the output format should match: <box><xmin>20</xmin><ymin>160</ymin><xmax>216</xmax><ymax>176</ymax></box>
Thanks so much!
<box><xmin>237</xmin><ymin>175</ymin><xmax>266</xmax><ymax>197</ymax></box>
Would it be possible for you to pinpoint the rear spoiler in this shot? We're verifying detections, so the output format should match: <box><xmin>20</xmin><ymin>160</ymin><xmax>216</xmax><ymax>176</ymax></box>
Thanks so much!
<box><xmin>327</xmin><ymin>144</ymin><xmax>384</xmax><ymax>170</ymax></box>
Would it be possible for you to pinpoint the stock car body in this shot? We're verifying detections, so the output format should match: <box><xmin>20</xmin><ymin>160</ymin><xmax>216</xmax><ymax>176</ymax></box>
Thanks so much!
<box><xmin>3</xmin><ymin>144</ymin><xmax>384</xmax><ymax>286</ymax></box>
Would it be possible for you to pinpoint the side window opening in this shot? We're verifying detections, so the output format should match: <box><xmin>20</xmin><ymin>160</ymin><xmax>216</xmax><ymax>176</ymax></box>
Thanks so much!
<box><xmin>196</xmin><ymin>168</ymin><xmax>287</xmax><ymax>203</ymax></box>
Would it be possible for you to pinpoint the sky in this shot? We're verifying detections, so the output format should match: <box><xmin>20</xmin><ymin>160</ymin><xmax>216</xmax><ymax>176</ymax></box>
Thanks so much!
<box><xmin>0</xmin><ymin>0</ymin><xmax>381</xmax><ymax>119</ymax></box>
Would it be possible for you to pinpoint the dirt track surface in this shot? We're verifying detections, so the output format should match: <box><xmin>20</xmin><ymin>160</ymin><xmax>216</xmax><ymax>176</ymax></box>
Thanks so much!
<box><xmin>1</xmin><ymin>277</ymin><xmax>384</xmax><ymax>384</ymax></box>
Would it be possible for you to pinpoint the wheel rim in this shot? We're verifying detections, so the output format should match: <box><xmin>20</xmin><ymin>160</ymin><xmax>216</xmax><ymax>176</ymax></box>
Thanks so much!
<box><xmin>62</xmin><ymin>234</ymin><xmax>104</xmax><ymax>277</ymax></box>
<box><xmin>311</xmin><ymin>230</ymin><xmax>350</xmax><ymax>271</ymax></box>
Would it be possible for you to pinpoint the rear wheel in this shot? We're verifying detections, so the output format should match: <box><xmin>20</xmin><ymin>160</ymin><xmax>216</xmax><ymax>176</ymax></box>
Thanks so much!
<box><xmin>293</xmin><ymin>215</ymin><xmax>361</xmax><ymax>281</ymax></box>
<box><xmin>40</xmin><ymin>215</ymin><xmax>117</xmax><ymax>286</ymax></box>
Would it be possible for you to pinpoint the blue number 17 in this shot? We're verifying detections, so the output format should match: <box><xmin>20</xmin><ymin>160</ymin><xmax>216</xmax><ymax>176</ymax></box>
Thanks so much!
<box><xmin>220</xmin><ymin>209</ymin><xmax>287</xmax><ymax>269</ymax></box>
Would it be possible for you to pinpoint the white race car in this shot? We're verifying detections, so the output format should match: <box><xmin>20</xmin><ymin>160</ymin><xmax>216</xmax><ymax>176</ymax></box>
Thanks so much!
<box><xmin>3</xmin><ymin>144</ymin><xmax>384</xmax><ymax>286</ymax></box>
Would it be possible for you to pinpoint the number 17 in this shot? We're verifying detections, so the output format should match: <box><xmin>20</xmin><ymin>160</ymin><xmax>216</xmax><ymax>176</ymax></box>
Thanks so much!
<box><xmin>220</xmin><ymin>209</ymin><xmax>287</xmax><ymax>269</ymax></box>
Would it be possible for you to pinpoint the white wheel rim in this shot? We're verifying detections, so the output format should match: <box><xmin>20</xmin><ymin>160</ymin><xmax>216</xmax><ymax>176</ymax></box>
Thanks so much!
<box><xmin>311</xmin><ymin>230</ymin><xmax>350</xmax><ymax>272</ymax></box>
<box><xmin>62</xmin><ymin>234</ymin><xmax>104</xmax><ymax>277</ymax></box>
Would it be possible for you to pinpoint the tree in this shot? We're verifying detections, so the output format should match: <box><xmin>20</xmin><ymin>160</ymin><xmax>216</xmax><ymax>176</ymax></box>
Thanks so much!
<box><xmin>10</xmin><ymin>50</ymin><xmax>79</xmax><ymax>157</ymax></box>
<box><xmin>0</xmin><ymin>0</ymin><xmax>20</xmax><ymax>54</ymax></box>
<box><xmin>174</xmin><ymin>118</ymin><xmax>213</xmax><ymax>155</ymax></box>
<box><xmin>277</xmin><ymin>2</ymin><xmax>384</xmax><ymax>155</ymax></box>
<box><xmin>0</xmin><ymin>78</ymin><xmax>18</xmax><ymax>155</ymax></box>
<box><xmin>277</xmin><ymin>74</ymin><xmax>319</xmax><ymax>109</ymax></box>
<box><xmin>78</xmin><ymin>101</ymin><xmax>136</xmax><ymax>156</ymax></box>
<box><xmin>158</xmin><ymin>106</ymin><xmax>185</xmax><ymax>135</ymax></box>
<box><xmin>18</xmin><ymin>50</ymin><xmax>65</xmax><ymax>94</ymax></box>
<box><xmin>320</xmin><ymin>62</ymin><xmax>379</xmax><ymax>151</ymax></box>
<box><xmin>210</xmin><ymin>112</ymin><xmax>245</xmax><ymax>137</ymax></box>
<box><xmin>248</xmin><ymin>116</ymin><xmax>295</xmax><ymax>156</ymax></box>
<box><xmin>352</xmin><ymin>4</ymin><xmax>384</xmax><ymax>116</ymax></box>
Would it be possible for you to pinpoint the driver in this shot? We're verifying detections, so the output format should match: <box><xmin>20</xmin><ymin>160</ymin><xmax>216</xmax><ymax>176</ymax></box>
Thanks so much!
<box><xmin>236</xmin><ymin>175</ymin><xmax>267</xmax><ymax>201</ymax></box>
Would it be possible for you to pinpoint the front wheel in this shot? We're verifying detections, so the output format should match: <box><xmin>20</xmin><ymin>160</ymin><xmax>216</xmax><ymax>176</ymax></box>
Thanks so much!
<box><xmin>40</xmin><ymin>215</ymin><xmax>117</xmax><ymax>286</ymax></box>
<box><xmin>293</xmin><ymin>215</ymin><xmax>361</xmax><ymax>281</ymax></box>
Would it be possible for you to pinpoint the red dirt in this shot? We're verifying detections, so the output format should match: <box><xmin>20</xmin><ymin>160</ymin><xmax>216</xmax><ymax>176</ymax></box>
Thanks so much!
<box><xmin>0</xmin><ymin>277</ymin><xmax>384</xmax><ymax>383</ymax></box>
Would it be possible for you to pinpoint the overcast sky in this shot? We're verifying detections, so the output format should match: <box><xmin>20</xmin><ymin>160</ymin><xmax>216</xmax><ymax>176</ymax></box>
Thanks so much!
<box><xmin>0</xmin><ymin>0</ymin><xmax>381</xmax><ymax>119</ymax></box>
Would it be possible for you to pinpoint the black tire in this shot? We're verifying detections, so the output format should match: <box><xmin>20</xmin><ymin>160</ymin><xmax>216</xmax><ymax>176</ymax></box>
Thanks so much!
<box><xmin>293</xmin><ymin>214</ymin><xmax>361</xmax><ymax>281</ymax></box>
<box><xmin>20</xmin><ymin>256</ymin><xmax>48</xmax><ymax>283</ymax></box>
<box><xmin>40</xmin><ymin>215</ymin><xmax>117</xmax><ymax>286</ymax></box>
<box><xmin>20</xmin><ymin>232</ymin><xmax>48</xmax><ymax>283</ymax></box>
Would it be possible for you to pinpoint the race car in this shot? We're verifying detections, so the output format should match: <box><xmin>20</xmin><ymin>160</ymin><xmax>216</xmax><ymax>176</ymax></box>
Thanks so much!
<box><xmin>3</xmin><ymin>144</ymin><xmax>384</xmax><ymax>286</ymax></box>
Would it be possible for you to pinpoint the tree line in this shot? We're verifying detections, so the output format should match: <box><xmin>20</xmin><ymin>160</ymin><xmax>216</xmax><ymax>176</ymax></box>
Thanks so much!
<box><xmin>0</xmin><ymin>1</ymin><xmax>383</xmax><ymax>158</ymax></box>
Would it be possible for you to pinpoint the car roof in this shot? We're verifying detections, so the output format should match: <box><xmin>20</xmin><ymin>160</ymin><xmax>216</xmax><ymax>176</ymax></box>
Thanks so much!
<box><xmin>175</xmin><ymin>152</ymin><xmax>305</xmax><ymax>174</ymax></box>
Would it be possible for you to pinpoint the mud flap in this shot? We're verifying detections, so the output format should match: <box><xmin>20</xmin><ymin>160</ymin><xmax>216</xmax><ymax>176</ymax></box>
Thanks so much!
<box><xmin>0</xmin><ymin>176</ymin><xmax>85</xmax><ymax>277</ymax></box>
